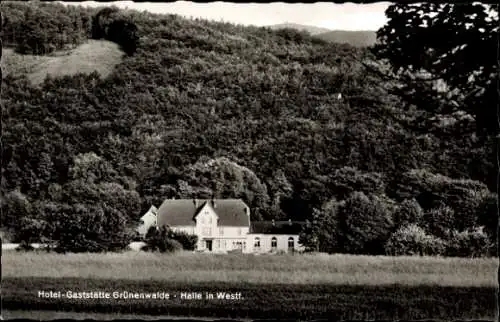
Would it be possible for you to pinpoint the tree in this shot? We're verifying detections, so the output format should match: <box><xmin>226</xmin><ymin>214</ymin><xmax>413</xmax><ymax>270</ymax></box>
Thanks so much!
<box><xmin>0</xmin><ymin>190</ymin><xmax>32</xmax><ymax>233</ymax></box>
<box><xmin>61</xmin><ymin>180</ymin><xmax>141</xmax><ymax>222</ymax></box>
<box><xmin>373</xmin><ymin>3</ymin><xmax>498</xmax><ymax>136</ymax></box>
<box><xmin>336</xmin><ymin>192</ymin><xmax>395</xmax><ymax>255</ymax></box>
<box><xmin>299</xmin><ymin>198</ymin><xmax>342</xmax><ymax>253</ymax></box>
<box><xmin>476</xmin><ymin>192</ymin><xmax>498</xmax><ymax>249</ymax></box>
<box><xmin>3</xmin><ymin>161</ymin><xmax>23</xmax><ymax>191</ymax></box>
<box><xmin>68</xmin><ymin>152</ymin><xmax>118</xmax><ymax>184</ymax></box>
<box><xmin>53</xmin><ymin>203</ymin><xmax>135</xmax><ymax>253</ymax></box>
<box><xmin>40</xmin><ymin>153</ymin><xmax>141</xmax><ymax>253</ymax></box>
<box><xmin>330</xmin><ymin>167</ymin><xmax>386</xmax><ymax>200</ymax></box>
<box><xmin>91</xmin><ymin>7</ymin><xmax>139</xmax><ymax>55</ymax></box>
<box><xmin>393</xmin><ymin>198</ymin><xmax>424</xmax><ymax>229</ymax></box>
<box><xmin>178</xmin><ymin>157</ymin><xmax>270</xmax><ymax>220</ymax></box>
<box><xmin>16</xmin><ymin>217</ymin><xmax>50</xmax><ymax>249</ymax></box>
<box><xmin>266</xmin><ymin>169</ymin><xmax>294</xmax><ymax>220</ymax></box>
<box><xmin>423</xmin><ymin>205</ymin><xmax>456</xmax><ymax>239</ymax></box>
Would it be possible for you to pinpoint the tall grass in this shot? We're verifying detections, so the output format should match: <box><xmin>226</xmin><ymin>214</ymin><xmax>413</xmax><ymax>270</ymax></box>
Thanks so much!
<box><xmin>3</xmin><ymin>251</ymin><xmax>497</xmax><ymax>287</ymax></box>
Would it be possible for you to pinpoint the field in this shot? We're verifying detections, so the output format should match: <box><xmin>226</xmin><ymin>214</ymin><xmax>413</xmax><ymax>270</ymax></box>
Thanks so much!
<box><xmin>2</xmin><ymin>251</ymin><xmax>498</xmax><ymax>320</ymax></box>
<box><xmin>1</xmin><ymin>40</ymin><xmax>124</xmax><ymax>85</ymax></box>
<box><xmin>2</xmin><ymin>251</ymin><xmax>498</xmax><ymax>287</ymax></box>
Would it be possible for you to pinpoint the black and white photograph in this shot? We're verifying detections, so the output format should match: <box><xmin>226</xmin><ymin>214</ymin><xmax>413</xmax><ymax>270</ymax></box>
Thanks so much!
<box><xmin>1</xmin><ymin>0</ymin><xmax>498</xmax><ymax>320</ymax></box>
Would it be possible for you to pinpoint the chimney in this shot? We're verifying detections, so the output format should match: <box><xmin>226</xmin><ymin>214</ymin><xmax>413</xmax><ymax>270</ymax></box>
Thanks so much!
<box><xmin>272</xmin><ymin>219</ymin><xmax>275</xmax><ymax>226</ymax></box>
<box><xmin>212</xmin><ymin>199</ymin><xmax>217</xmax><ymax>208</ymax></box>
<box><xmin>288</xmin><ymin>219</ymin><xmax>292</xmax><ymax>226</ymax></box>
<box><xmin>193</xmin><ymin>199</ymin><xmax>198</xmax><ymax>207</ymax></box>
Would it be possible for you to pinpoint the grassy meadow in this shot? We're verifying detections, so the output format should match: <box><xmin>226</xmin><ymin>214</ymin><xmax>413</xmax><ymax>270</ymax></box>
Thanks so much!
<box><xmin>1</xmin><ymin>40</ymin><xmax>124</xmax><ymax>85</ymax></box>
<box><xmin>3</xmin><ymin>251</ymin><xmax>497</xmax><ymax>287</ymax></box>
<box><xmin>2</xmin><ymin>251</ymin><xmax>498</xmax><ymax>320</ymax></box>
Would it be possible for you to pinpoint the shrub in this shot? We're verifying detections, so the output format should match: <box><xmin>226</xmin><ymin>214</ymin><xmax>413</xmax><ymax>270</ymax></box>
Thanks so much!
<box><xmin>476</xmin><ymin>192</ymin><xmax>498</xmax><ymax>245</ymax></box>
<box><xmin>445</xmin><ymin>226</ymin><xmax>493</xmax><ymax>258</ymax></box>
<box><xmin>169</xmin><ymin>230</ymin><xmax>198</xmax><ymax>251</ymax></box>
<box><xmin>15</xmin><ymin>242</ymin><xmax>35</xmax><ymax>252</ymax></box>
<box><xmin>144</xmin><ymin>226</ymin><xmax>184</xmax><ymax>253</ymax></box>
<box><xmin>385</xmin><ymin>224</ymin><xmax>446</xmax><ymax>256</ymax></box>
<box><xmin>164</xmin><ymin>238</ymin><xmax>184</xmax><ymax>253</ymax></box>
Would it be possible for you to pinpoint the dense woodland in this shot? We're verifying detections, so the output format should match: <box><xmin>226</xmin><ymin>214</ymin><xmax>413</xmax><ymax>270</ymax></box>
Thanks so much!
<box><xmin>1</xmin><ymin>2</ymin><xmax>498</xmax><ymax>256</ymax></box>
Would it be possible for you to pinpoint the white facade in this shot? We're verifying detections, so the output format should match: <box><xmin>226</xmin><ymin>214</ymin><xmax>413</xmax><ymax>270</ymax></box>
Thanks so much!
<box><xmin>137</xmin><ymin>206</ymin><xmax>157</xmax><ymax>237</ymax></box>
<box><xmin>245</xmin><ymin>234</ymin><xmax>304</xmax><ymax>254</ymax></box>
<box><xmin>172</xmin><ymin>202</ymin><xmax>249</xmax><ymax>253</ymax></box>
<box><xmin>140</xmin><ymin>199</ymin><xmax>304</xmax><ymax>254</ymax></box>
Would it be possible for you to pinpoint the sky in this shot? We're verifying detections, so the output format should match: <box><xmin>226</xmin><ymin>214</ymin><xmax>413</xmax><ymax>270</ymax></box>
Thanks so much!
<box><xmin>62</xmin><ymin>1</ymin><xmax>391</xmax><ymax>31</ymax></box>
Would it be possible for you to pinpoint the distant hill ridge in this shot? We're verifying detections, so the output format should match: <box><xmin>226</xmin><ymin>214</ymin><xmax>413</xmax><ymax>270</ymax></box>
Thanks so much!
<box><xmin>315</xmin><ymin>30</ymin><xmax>377</xmax><ymax>47</ymax></box>
<box><xmin>265</xmin><ymin>23</ymin><xmax>332</xmax><ymax>35</ymax></box>
<box><xmin>267</xmin><ymin>23</ymin><xmax>377</xmax><ymax>47</ymax></box>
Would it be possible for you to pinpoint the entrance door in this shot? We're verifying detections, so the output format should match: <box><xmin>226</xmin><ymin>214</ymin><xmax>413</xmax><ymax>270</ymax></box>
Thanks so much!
<box><xmin>288</xmin><ymin>237</ymin><xmax>295</xmax><ymax>253</ymax></box>
<box><xmin>205</xmin><ymin>240</ymin><xmax>213</xmax><ymax>251</ymax></box>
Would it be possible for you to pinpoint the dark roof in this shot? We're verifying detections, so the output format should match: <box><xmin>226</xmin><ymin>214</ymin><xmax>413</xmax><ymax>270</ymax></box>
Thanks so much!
<box><xmin>250</xmin><ymin>221</ymin><xmax>307</xmax><ymax>235</ymax></box>
<box><xmin>156</xmin><ymin>199</ymin><xmax>250</xmax><ymax>227</ymax></box>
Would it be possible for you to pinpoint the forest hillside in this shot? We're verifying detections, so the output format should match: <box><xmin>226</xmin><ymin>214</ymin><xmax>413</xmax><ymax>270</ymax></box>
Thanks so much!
<box><xmin>1</xmin><ymin>1</ymin><xmax>496</xmax><ymax>255</ymax></box>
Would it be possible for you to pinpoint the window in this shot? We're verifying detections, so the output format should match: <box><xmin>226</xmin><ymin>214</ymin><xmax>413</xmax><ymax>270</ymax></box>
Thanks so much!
<box><xmin>202</xmin><ymin>227</ymin><xmax>212</xmax><ymax>236</ymax></box>
<box><xmin>288</xmin><ymin>237</ymin><xmax>294</xmax><ymax>249</ymax></box>
<box><xmin>222</xmin><ymin>240</ymin><xmax>226</xmax><ymax>249</ymax></box>
<box><xmin>243</xmin><ymin>241</ymin><xmax>246</xmax><ymax>250</ymax></box>
<box><xmin>271</xmin><ymin>237</ymin><xmax>277</xmax><ymax>249</ymax></box>
<box><xmin>254</xmin><ymin>237</ymin><xmax>261</xmax><ymax>249</ymax></box>
<box><xmin>219</xmin><ymin>227</ymin><xmax>224</xmax><ymax>236</ymax></box>
<box><xmin>216</xmin><ymin>240</ymin><xmax>220</xmax><ymax>249</ymax></box>
<box><xmin>208</xmin><ymin>217</ymin><xmax>212</xmax><ymax>224</ymax></box>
